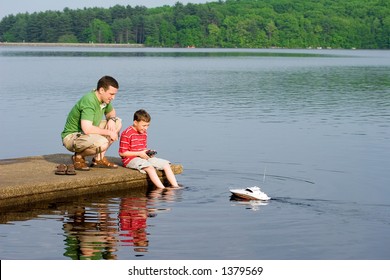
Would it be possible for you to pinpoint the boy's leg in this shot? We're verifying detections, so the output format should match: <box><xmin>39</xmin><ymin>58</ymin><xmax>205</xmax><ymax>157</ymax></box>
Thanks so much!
<box><xmin>127</xmin><ymin>158</ymin><xmax>165</xmax><ymax>189</ymax></box>
<box><xmin>163</xmin><ymin>164</ymin><xmax>179</xmax><ymax>187</ymax></box>
<box><xmin>143</xmin><ymin>166</ymin><xmax>166</xmax><ymax>189</ymax></box>
<box><xmin>149</xmin><ymin>158</ymin><xmax>179</xmax><ymax>188</ymax></box>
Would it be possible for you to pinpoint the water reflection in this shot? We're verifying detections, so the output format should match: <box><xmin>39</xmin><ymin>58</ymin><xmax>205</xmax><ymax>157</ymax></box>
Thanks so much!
<box><xmin>119</xmin><ymin>197</ymin><xmax>150</xmax><ymax>254</ymax></box>
<box><xmin>0</xmin><ymin>185</ymin><xmax>181</xmax><ymax>260</ymax></box>
<box><xmin>230</xmin><ymin>196</ymin><xmax>269</xmax><ymax>211</ymax></box>
<box><xmin>60</xmin><ymin>187</ymin><xmax>180</xmax><ymax>260</ymax></box>
<box><xmin>63</xmin><ymin>204</ymin><xmax>118</xmax><ymax>260</ymax></box>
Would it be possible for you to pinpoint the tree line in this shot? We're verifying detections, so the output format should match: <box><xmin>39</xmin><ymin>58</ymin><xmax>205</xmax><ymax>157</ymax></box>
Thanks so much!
<box><xmin>0</xmin><ymin>0</ymin><xmax>389</xmax><ymax>49</ymax></box>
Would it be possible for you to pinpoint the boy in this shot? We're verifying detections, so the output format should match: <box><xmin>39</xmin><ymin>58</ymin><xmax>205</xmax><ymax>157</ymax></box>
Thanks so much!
<box><xmin>119</xmin><ymin>109</ymin><xmax>179</xmax><ymax>189</ymax></box>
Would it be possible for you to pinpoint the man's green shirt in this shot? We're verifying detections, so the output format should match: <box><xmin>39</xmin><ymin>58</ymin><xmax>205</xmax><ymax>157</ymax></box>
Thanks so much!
<box><xmin>61</xmin><ymin>91</ymin><xmax>113</xmax><ymax>139</ymax></box>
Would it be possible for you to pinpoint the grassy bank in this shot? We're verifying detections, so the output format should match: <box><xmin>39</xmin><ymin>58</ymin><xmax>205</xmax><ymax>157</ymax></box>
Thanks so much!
<box><xmin>0</xmin><ymin>42</ymin><xmax>145</xmax><ymax>48</ymax></box>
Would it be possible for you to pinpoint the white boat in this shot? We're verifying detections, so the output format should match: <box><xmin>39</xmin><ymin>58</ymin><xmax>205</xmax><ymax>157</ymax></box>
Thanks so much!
<box><xmin>230</xmin><ymin>186</ymin><xmax>271</xmax><ymax>201</ymax></box>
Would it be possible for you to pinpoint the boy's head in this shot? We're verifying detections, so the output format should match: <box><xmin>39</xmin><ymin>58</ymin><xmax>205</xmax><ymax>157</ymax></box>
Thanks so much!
<box><xmin>133</xmin><ymin>109</ymin><xmax>151</xmax><ymax>134</ymax></box>
<box><xmin>134</xmin><ymin>109</ymin><xmax>151</xmax><ymax>122</ymax></box>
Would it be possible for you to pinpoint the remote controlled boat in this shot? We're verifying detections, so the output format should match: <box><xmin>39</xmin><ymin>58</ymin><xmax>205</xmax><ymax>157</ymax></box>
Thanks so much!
<box><xmin>230</xmin><ymin>186</ymin><xmax>271</xmax><ymax>201</ymax></box>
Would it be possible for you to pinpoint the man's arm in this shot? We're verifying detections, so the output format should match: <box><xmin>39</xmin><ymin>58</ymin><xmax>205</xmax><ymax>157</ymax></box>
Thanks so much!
<box><xmin>105</xmin><ymin>108</ymin><xmax>117</xmax><ymax>120</ymax></box>
<box><xmin>81</xmin><ymin>119</ymin><xmax>118</xmax><ymax>141</ymax></box>
<box><xmin>105</xmin><ymin>109</ymin><xmax>119</xmax><ymax>132</ymax></box>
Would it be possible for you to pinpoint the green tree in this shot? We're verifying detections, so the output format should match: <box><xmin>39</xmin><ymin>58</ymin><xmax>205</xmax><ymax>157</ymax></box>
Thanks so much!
<box><xmin>40</xmin><ymin>11</ymin><xmax>62</xmax><ymax>42</ymax></box>
<box><xmin>6</xmin><ymin>15</ymin><xmax>28</xmax><ymax>42</ymax></box>
<box><xmin>1</xmin><ymin>0</ymin><xmax>389</xmax><ymax>49</ymax></box>
<box><xmin>0</xmin><ymin>15</ymin><xmax>17</xmax><ymax>41</ymax></box>
<box><xmin>205</xmin><ymin>23</ymin><xmax>222</xmax><ymax>47</ymax></box>
<box><xmin>157</xmin><ymin>18</ymin><xmax>177</xmax><ymax>47</ymax></box>
<box><xmin>275</xmin><ymin>13</ymin><xmax>302</xmax><ymax>48</ymax></box>
<box><xmin>132</xmin><ymin>15</ymin><xmax>146</xmax><ymax>44</ymax></box>
<box><xmin>58</xmin><ymin>34</ymin><xmax>78</xmax><ymax>43</ymax></box>
<box><xmin>176</xmin><ymin>15</ymin><xmax>203</xmax><ymax>47</ymax></box>
<box><xmin>86</xmin><ymin>19</ymin><xmax>113</xmax><ymax>43</ymax></box>
<box><xmin>222</xmin><ymin>14</ymin><xmax>266</xmax><ymax>48</ymax></box>
<box><xmin>26</xmin><ymin>13</ymin><xmax>44</xmax><ymax>42</ymax></box>
<box><xmin>382</xmin><ymin>16</ymin><xmax>390</xmax><ymax>48</ymax></box>
<box><xmin>222</xmin><ymin>16</ymin><xmax>242</xmax><ymax>47</ymax></box>
<box><xmin>57</xmin><ymin>12</ymin><xmax>74</xmax><ymax>41</ymax></box>
<box><xmin>265</xmin><ymin>20</ymin><xmax>278</xmax><ymax>47</ymax></box>
<box><xmin>112</xmin><ymin>17</ymin><xmax>133</xmax><ymax>43</ymax></box>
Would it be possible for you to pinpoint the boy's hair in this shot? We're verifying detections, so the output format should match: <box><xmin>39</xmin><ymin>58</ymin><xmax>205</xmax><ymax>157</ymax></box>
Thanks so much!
<box><xmin>97</xmin><ymin>75</ymin><xmax>119</xmax><ymax>90</ymax></box>
<box><xmin>134</xmin><ymin>109</ymin><xmax>151</xmax><ymax>122</ymax></box>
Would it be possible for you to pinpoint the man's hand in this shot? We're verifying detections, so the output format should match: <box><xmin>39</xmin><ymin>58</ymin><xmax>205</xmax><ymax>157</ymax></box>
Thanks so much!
<box><xmin>108</xmin><ymin>130</ymin><xmax>118</xmax><ymax>141</ymax></box>
<box><xmin>106</xmin><ymin>118</ymin><xmax>117</xmax><ymax>132</ymax></box>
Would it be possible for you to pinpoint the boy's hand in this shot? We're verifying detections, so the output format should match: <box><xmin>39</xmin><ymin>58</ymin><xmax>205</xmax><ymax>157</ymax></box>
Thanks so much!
<box><xmin>146</xmin><ymin>150</ymin><xmax>157</xmax><ymax>157</ymax></box>
<box><xmin>140</xmin><ymin>150</ymin><xmax>150</xmax><ymax>159</ymax></box>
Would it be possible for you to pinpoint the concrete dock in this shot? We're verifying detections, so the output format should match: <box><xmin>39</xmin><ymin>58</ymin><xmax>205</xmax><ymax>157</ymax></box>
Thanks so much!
<box><xmin>0</xmin><ymin>154</ymin><xmax>183</xmax><ymax>208</ymax></box>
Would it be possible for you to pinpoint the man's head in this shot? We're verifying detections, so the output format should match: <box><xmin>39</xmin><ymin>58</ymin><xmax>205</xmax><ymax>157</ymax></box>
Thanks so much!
<box><xmin>133</xmin><ymin>109</ymin><xmax>151</xmax><ymax>134</ymax></box>
<box><xmin>97</xmin><ymin>76</ymin><xmax>119</xmax><ymax>90</ymax></box>
<box><xmin>96</xmin><ymin>76</ymin><xmax>119</xmax><ymax>104</ymax></box>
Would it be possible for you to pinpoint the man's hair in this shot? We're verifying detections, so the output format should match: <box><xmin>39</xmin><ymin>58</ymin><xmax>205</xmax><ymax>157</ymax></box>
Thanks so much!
<box><xmin>134</xmin><ymin>109</ymin><xmax>151</xmax><ymax>122</ymax></box>
<box><xmin>97</xmin><ymin>76</ymin><xmax>119</xmax><ymax>90</ymax></box>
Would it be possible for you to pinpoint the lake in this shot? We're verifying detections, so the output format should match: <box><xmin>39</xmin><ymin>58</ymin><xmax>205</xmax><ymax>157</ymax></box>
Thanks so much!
<box><xmin>0</xmin><ymin>46</ymin><xmax>390</xmax><ymax>260</ymax></box>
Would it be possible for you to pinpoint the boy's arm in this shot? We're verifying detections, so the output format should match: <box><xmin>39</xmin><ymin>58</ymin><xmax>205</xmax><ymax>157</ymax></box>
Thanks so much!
<box><xmin>119</xmin><ymin>149</ymin><xmax>150</xmax><ymax>159</ymax></box>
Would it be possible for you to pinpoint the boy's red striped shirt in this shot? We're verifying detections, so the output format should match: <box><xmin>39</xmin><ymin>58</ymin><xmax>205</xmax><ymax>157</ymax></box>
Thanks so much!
<box><xmin>119</xmin><ymin>126</ymin><xmax>147</xmax><ymax>166</ymax></box>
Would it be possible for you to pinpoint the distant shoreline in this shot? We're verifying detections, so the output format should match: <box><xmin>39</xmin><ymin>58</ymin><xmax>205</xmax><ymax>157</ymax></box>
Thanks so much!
<box><xmin>0</xmin><ymin>42</ymin><xmax>145</xmax><ymax>48</ymax></box>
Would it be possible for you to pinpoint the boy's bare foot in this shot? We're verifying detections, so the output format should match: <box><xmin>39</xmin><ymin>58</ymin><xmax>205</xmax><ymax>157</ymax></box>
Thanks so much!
<box><xmin>168</xmin><ymin>185</ymin><xmax>181</xmax><ymax>189</ymax></box>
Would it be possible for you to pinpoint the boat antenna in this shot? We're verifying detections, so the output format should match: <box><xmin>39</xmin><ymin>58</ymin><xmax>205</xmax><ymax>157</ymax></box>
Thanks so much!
<box><xmin>263</xmin><ymin>167</ymin><xmax>267</xmax><ymax>184</ymax></box>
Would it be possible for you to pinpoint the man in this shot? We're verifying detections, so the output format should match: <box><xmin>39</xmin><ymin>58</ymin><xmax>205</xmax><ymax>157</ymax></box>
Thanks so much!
<box><xmin>61</xmin><ymin>76</ymin><xmax>122</xmax><ymax>170</ymax></box>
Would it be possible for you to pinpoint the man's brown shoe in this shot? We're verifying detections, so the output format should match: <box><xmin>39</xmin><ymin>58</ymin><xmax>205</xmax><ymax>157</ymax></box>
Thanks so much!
<box><xmin>90</xmin><ymin>157</ymin><xmax>118</xmax><ymax>169</ymax></box>
<box><xmin>72</xmin><ymin>154</ymin><xmax>90</xmax><ymax>171</ymax></box>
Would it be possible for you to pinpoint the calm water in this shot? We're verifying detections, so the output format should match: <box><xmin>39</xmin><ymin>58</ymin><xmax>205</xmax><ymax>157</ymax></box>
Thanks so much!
<box><xmin>0</xmin><ymin>47</ymin><xmax>390</xmax><ymax>260</ymax></box>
